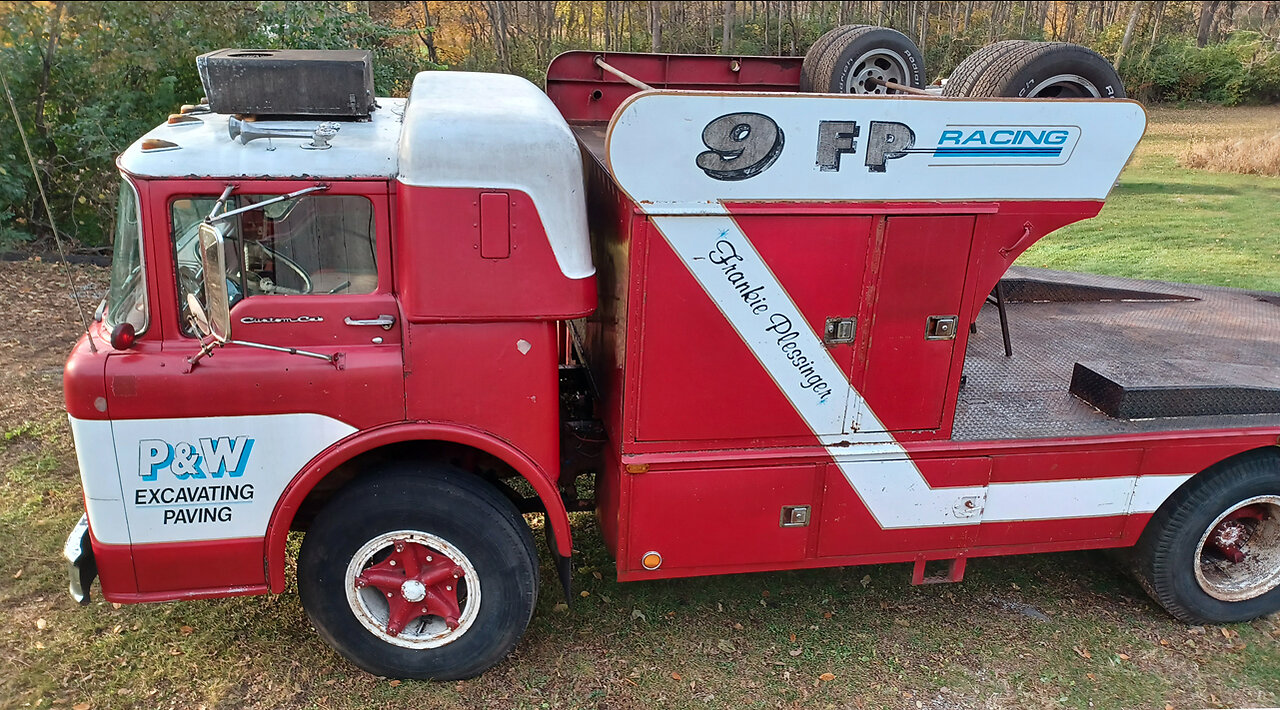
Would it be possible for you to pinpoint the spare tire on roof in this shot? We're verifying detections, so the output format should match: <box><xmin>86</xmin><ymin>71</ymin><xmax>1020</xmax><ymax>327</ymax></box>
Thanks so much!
<box><xmin>801</xmin><ymin>25</ymin><xmax>926</xmax><ymax>94</ymax></box>
<box><xmin>943</xmin><ymin>41</ymin><xmax>1126</xmax><ymax>99</ymax></box>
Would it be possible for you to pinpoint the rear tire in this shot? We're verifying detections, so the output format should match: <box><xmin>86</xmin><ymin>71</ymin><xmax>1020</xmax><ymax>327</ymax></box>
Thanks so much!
<box><xmin>298</xmin><ymin>464</ymin><xmax>539</xmax><ymax>679</ymax></box>
<box><xmin>802</xmin><ymin>25</ymin><xmax>925</xmax><ymax>94</ymax></box>
<box><xmin>1133</xmin><ymin>449</ymin><xmax>1280</xmax><ymax>624</ymax></box>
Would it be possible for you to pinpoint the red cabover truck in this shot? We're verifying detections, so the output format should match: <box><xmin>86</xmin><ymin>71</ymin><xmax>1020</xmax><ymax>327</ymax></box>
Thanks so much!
<box><xmin>62</xmin><ymin>46</ymin><xmax>1280</xmax><ymax>680</ymax></box>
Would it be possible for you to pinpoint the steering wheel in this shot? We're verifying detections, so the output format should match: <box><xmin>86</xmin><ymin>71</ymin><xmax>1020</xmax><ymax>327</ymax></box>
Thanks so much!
<box><xmin>238</xmin><ymin>240</ymin><xmax>313</xmax><ymax>296</ymax></box>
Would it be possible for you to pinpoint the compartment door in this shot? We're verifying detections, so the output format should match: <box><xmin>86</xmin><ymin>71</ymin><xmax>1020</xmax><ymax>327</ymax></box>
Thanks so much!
<box><xmin>634</xmin><ymin>213</ymin><xmax>874</xmax><ymax>443</ymax></box>
<box><xmin>859</xmin><ymin>216</ymin><xmax>976</xmax><ymax>432</ymax></box>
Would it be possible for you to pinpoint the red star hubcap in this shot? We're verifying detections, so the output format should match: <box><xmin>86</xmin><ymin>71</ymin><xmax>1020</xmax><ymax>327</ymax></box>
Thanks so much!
<box><xmin>354</xmin><ymin>538</ymin><xmax>465</xmax><ymax>637</ymax></box>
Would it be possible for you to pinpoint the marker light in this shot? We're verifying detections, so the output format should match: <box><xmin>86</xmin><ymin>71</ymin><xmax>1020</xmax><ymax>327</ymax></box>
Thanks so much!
<box><xmin>140</xmin><ymin>138</ymin><xmax>181</xmax><ymax>153</ymax></box>
<box><xmin>110</xmin><ymin>322</ymin><xmax>136</xmax><ymax>350</ymax></box>
<box><xmin>167</xmin><ymin>113</ymin><xmax>202</xmax><ymax>125</ymax></box>
<box><xmin>641</xmin><ymin>551</ymin><xmax>662</xmax><ymax>570</ymax></box>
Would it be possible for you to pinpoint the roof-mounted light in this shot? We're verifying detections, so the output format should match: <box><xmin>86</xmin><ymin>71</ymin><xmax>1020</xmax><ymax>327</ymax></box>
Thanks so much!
<box><xmin>140</xmin><ymin>138</ymin><xmax>181</xmax><ymax>153</ymax></box>
<box><xmin>167</xmin><ymin>113</ymin><xmax>202</xmax><ymax>126</ymax></box>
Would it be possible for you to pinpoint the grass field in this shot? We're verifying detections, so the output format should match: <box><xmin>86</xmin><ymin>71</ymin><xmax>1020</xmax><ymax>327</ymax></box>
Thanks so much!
<box><xmin>1019</xmin><ymin>104</ymin><xmax>1280</xmax><ymax>292</ymax></box>
<box><xmin>1</xmin><ymin>106</ymin><xmax>1278</xmax><ymax>710</ymax></box>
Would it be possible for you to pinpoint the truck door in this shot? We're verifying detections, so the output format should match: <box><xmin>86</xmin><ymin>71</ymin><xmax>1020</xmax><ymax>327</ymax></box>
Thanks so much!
<box><xmin>857</xmin><ymin>215</ymin><xmax>976</xmax><ymax>433</ymax></box>
<box><xmin>104</xmin><ymin>180</ymin><xmax>405</xmax><ymax>594</ymax></box>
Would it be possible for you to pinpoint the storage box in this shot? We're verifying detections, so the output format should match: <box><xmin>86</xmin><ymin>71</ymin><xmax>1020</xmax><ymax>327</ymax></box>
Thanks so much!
<box><xmin>196</xmin><ymin>49</ymin><xmax>375</xmax><ymax>118</ymax></box>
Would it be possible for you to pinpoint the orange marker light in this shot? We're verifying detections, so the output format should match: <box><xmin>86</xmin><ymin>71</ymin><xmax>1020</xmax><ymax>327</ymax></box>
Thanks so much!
<box><xmin>641</xmin><ymin>551</ymin><xmax>662</xmax><ymax>570</ymax></box>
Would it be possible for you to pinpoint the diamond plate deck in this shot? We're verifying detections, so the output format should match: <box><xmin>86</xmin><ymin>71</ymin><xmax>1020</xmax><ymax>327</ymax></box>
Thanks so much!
<box><xmin>954</xmin><ymin>267</ymin><xmax>1280</xmax><ymax>442</ymax></box>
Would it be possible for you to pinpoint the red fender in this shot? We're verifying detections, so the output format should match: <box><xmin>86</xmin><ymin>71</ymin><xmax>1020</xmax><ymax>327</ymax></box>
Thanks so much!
<box><xmin>266</xmin><ymin>421</ymin><xmax>572</xmax><ymax>593</ymax></box>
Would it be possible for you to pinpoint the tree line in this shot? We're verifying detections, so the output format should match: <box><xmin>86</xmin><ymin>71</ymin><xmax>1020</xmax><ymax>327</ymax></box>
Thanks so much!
<box><xmin>2</xmin><ymin>1</ymin><xmax>1278</xmax><ymax>251</ymax></box>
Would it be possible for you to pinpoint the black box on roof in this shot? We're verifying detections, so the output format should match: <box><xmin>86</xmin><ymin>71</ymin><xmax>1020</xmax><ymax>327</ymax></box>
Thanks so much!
<box><xmin>196</xmin><ymin>49</ymin><xmax>375</xmax><ymax>118</ymax></box>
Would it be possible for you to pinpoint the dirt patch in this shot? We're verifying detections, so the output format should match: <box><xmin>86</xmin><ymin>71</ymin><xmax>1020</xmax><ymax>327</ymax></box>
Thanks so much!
<box><xmin>0</xmin><ymin>260</ymin><xmax>107</xmax><ymax>429</ymax></box>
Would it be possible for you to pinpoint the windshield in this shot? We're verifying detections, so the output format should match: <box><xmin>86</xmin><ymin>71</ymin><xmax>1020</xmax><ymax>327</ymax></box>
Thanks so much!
<box><xmin>105</xmin><ymin>177</ymin><xmax>148</xmax><ymax>332</ymax></box>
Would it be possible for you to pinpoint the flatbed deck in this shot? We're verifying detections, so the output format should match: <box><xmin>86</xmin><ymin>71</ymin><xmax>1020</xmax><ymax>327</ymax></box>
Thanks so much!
<box><xmin>958</xmin><ymin>267</ymin><xmax>1280</xmax><ymax>441</ymax></box>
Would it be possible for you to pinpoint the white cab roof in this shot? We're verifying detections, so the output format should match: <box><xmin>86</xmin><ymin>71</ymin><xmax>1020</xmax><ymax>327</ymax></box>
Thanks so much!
<box><xmin>118</xmin><ymin>99</ymin><xmax>406</xmax><ymax>180</ymax></box>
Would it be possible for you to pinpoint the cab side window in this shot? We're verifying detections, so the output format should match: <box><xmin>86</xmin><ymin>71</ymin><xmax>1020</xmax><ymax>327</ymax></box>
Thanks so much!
<box><xmin>171</xmin><ymin>194</ymin><xmax>378</xmax><ymax>335</ymax></box>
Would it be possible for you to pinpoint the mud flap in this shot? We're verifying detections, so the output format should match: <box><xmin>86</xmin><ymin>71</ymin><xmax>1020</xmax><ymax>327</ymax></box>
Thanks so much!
<box><xmin>545</xmin><ymin>521</ymin><xmax>573</xmax><ymax>603</ymax></box>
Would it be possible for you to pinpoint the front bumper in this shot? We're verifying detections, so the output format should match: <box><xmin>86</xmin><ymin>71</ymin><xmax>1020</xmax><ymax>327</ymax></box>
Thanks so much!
<box><xmin>63</xmin><ymin>514</ymin><xmax>97</xmax><ymax>606</ymax></box>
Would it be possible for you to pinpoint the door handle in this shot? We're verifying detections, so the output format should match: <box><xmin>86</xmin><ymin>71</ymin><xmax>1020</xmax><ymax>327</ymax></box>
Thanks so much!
<box><xmin>344</xmin><ymin>314</ymin><xmax>396</xmax><ymax>330</ymax></box>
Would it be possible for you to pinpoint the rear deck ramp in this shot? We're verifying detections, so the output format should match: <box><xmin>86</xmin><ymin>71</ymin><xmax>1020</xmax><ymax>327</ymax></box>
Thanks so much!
<box><xmin>956</xmin><ymin>267</ymin><xmax>1280</xmax><ymax>441</ymax></box>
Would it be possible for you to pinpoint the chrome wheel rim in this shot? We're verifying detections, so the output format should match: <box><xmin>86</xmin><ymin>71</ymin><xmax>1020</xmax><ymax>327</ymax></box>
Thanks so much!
<box><xmin>843</xmin><ymin>49</ymin><xmax>913</xmax><ymax>94</ymax></box>
<box><xmin>1194</xmin><ymin>495</ymin><xmax>1280</xmax><ymax>602</ymax></box>
<box><xmin>1026</xmin><ymin>73</ymin><xmax>1102</xmax><ymax>98</ymax></box>
<box><xmin>344</xmin><ymin>529</ymin><xmax>481</xmax><ymax>649</ymax></box>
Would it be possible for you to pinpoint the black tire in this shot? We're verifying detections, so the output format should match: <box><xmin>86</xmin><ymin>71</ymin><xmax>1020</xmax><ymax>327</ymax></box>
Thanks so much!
<box><xmin>298</xmin><ymin>464</ymin><xmax>539</xmax><ymax>679</ymax></box>
<box><xmin>940</xmin><ymin>40</ymin><xmax>1030</xmax><ymax>97</ymax></box>
<box><xmin>956</xmin><ymin>41</ymin><xmax>1126</xmax><ymax>99</ymax></box>
<box><xmin>804</xmin><ymin>25</ymin><xmax>925</xmax><ymax>94</ymax></box>
<box><xmin>1132</xmin><ymin>448</ymin><xmax>1280</xmax><ymax>624</ymax></box>
<box><xmin>800</xmin><ymin>25</ymin><xmax>871</xmax><ymax>92</ymax></box>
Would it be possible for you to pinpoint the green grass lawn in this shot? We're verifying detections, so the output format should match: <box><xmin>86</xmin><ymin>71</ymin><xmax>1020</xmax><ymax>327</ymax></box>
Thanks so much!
<box><xmin>1</xmin><ymin>106</ymin><xmax>1278</xmax><ymax>710</ymax></box>
<box><xmin>1019</xmin><ymin>105</ymin><xmax>1280</xmax><ymax>292</ymax></box>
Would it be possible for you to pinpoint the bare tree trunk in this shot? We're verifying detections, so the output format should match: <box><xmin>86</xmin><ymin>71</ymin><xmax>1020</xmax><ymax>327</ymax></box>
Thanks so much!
<box><xmin>34</xmin><ymin>1</ymin><xmax>64</xmax><ymax>141</ymax></box>
<box><xmin>1145</xmin><ymin>0</ymin><xmax>1165</xmax><ymax>58</ymax></box>
<box><xmin>649</xmin><ymin>1</ymin><xmax>662</xmax><ymax>52</ymax></box>
<box><xmin>1114</xmin><ymin>1</ymin><xmax>1145</xmax><ymax>69</ymax></box>
<box><xmin>722</xmin><ymin>0</ymin><xmax>734</xmax><ymax>53</ymax></box>
<box><xmin>920</xmin><ymin>0</ymin><xmax>929</xmax><ymax>47</ymax></box>
<box><xmin>485</xmin><ymin>0</ymin><xmax>510</xmax><ymax>71</ymax></box>
<box><xmin>962</xmin><ymin>0</ymin><xmax>974</xmax><ymax>31</ymax></box>
<box><xmin>1197</xmin><ymin>0</ymin><xmax>1220</xmax><ymax>46</ymax></box>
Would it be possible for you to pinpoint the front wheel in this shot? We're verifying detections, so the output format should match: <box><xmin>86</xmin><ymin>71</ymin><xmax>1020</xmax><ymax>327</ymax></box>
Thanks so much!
<box><xmin>298</xmin><ymin>465</ymin><xmax>539</xmax><ymax>679</ymax></box>
<box><xmin>1133</xmin><ymin>449</ymin><xmax>1280</xmax><ymax>624</ymax></box>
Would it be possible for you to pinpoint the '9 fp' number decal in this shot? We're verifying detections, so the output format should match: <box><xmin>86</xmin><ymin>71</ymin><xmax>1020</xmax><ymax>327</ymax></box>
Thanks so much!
<box><xmin>696</xmin><ymin>113</ymin><xmax>785</xmax><ymax>181</ymax></box>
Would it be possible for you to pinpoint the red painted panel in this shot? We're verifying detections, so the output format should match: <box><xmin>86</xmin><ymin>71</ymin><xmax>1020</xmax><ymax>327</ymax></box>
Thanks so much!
<box><xmin>991</xmin><ymin>448</ymin><xmax>1144</xmax><ymax>483</ymax></box>
<box><xmin>633</xmin><ymin>215</ymin><xmax>873</xmax><ymax>443</ymax></box>
<box><xmin>396</xmin><ymin>186</ymin><xmax>595</xmax><ymax>321</ymax></box>
<box><xmin>132</xmin><ymin>538</ymin><xmax>265</xmax><ymax>593</ymax></box>
<box><xmin>861</xmin><ymin>216</ymin><xmax>976</xmax><ymax>432</ymax></box>
<box><xmin>978</xmin><ymin>516</ymin><xmax>1131</xmax><ymax>547</ymax></box>
<box><xmin>479</xmin><ymin>192</ymin><xmax>511</xmax><ymax>259</ymax></box>
<box><xmin>625</xmin><ymin>465</ymin><xmax>818</xmax><ymax>572</ymax></box>
<box><xmin>404</xmin><ymin>321</ymin><xmax>561</xmax><ymax>485</ymax></box>
<box><xmin>817</xmin><ymin>458</ymin><xmax>989</xmax><ymax>557</ymax></box>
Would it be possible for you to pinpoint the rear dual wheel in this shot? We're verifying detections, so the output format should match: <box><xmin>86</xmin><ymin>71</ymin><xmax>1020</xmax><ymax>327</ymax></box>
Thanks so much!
<box><xmin>298</xmin><ymin>465</ymin><xmax>539</xmax><ymax>679</ymax></box>
<box><xmin>1133</xmin><ymin>449</ymin><xmax>1280</xmax><ymax>624</ymax></box>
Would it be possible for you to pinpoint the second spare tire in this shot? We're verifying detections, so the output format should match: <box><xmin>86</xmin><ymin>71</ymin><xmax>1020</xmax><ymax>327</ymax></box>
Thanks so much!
<box><xmin>943</xmin><ymin>41</ymin><xmax>1125</xmax><ymax>99</ymax></box>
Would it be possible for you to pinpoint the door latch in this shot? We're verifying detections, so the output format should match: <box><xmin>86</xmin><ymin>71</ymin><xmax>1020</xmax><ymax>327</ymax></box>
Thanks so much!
<box><xmin>925</xmin><ymin>315</ymin><xmax>959</xmax><ymax>340</ymax></box>
<box><xmin>780</xmin><ymin>505</ymin><xmax>811</xmax><ymax>527</ymax></box>
<box><xmin>344</xmin><ymin>314</ymin><xmax>396</xmax><ymax>330</ymax></box>
<box><xmin>823</xmin><ymin>316</ymin><xmax>857</xmax><ymax>345</ymax></box>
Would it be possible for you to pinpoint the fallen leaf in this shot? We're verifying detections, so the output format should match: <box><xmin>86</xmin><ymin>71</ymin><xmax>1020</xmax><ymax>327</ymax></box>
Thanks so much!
<box><xmin>1073</xmin><ymin>646</ymin><xmax>1091</xmax><ymax>659</ymax></box>
<box><xmin>35</xmin><ymin>618</ymin><xmax>46</xmax><ymax>631</ymax></box>
<box><xmin>1165</xmin><ymin>705</ymin><xmax>1174</xmax><ymax>710</ymax></box>
<box><xmin>717</xmin><ymin>639</ymin><xmax>736</xmax><ymax>653</ymax></box>
<box><xmin>1086</xmin><ymin>673</ymin><xmax>1096</xmax><ymax>681</ymax></box>
<box><xmin>823</xmin><ymin>612</ymin><xmax>832</xmax><ymax>619</ymax></box>
<box><xmin>789</xmin><ymin>632</ymin><xmax>797</xmax><ymax>643</ymax></box>
<box><xmin>580</xmin><ymin>590</ymin><xmax>590</xmax><ymax>598</ymax></box>
<box><xmin>1159</xmin><ymin>639</ymin><xmax>1170</xmax><ymax>646</ymax></box>
<box><xmin>12</xmin><ymin>568</ymin><xmax>20</xmax><ymax>579</ymax></box>
<box><xmin>73</xmin><ymin>704</ymin><xmax>90</xmax><ymax>710</ymax></box>
<box><xmin>631</xmin><ymin>609</ymin><xmax>646</xmax><ymax>622</ymax></box>
<box><xmin>789</xmin><ymin>648</ymin><xmax>803</xmax><ymax>657</ymax></box>
<box><xmin>819</xmin><ymin>672</ymin><xmax>835</xmax><ymax>682</ymax></box>
<box><xmin>592</xmin><ymin>571</ymin><xmax>603</xmax><ymax>580</ymax></box>
<box><xmin>1117</xmin><ymin>652</ymin><xmax>1130</xmax><ymax>660</ymax></box>
<box><xmin>732</xmin><ymin>622</ymin><xmax>743</xmax><ymax>630</ymax></box>
<box><xmin>762</xmin><ymin>590</ymin><xmax>770</xmax><ymax>597</ymax></box>
<box><xmin>860</xmin><ymin>575</ymin><xmax>871</xmax><ymax>588</ymax></box>
<box><xmin>553</xmin><ymin>602</ymin><xmax>569</xmax><ymax>613</ymax></box>
<box><xmin>389</xmin><ymin>680</ymin><xmax>401</xmax><ymax>688</ymax></box>
<box><xmin>180</xmin><ymin>625</ymin><xmax>194</xmax><ymax>635</ymax></box>
<box><xmin>112</xmin><ymin>624</ymin><xmax>123</xmax><ymax>634</ymax></box>
<box><xmin>671</xmin><ymin>672</ymin><xmax>682</xmax><ymax>681</ymax></box>
<box><xmin>112</xmin><ymin>603</ymin><xmax>122</xmax><ymax>610</ymax></box>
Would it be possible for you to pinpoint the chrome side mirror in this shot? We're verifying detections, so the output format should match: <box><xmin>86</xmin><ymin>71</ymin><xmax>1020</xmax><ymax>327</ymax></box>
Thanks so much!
<box><xmin>197</xmin><ymin>221</ymin><xmax>232</xmax><ymax>342</ymax></box>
